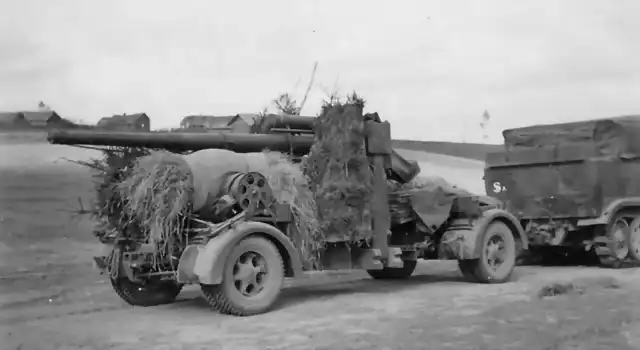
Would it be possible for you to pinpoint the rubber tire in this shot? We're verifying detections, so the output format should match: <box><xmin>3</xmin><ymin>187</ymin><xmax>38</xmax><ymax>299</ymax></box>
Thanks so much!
<box><xmin>111</xmin><ymin>278</ymin><xmax>182</xmax><ymax>307</ymax></box>
<box><xmin>596</xmin><ymin>217</ymin><xmax>631</xmax><ymax>267</ymax></box>
<box><xmin>609</xmin><ymin>218</ymin><xmax>630</xmax><ymax>260</ymax></box>
<box><xmin>367</xmin><ymin>260</ymin><xmax>417</xmax><ymax>280</ymax></box>
<box><xmin>627</xmin><ymin>217</ymin><xmax>640</xmax><ymax>261</ymax></box>
<box><xmin>460</xmin><ymin>221</ymin><xmax>517</xmax><ymax>284</ymax></box>
<box><xmin>201</xmin><ymin>236</ymin><xmax>285</xmax><ymax>316</ymax></box>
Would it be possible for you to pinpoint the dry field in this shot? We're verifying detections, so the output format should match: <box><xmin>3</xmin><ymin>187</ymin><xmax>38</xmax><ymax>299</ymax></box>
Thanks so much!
<box><xmin>0</xmin><ymin>133</ymin><xmax>639</xmax><ymax>350</ymax></box>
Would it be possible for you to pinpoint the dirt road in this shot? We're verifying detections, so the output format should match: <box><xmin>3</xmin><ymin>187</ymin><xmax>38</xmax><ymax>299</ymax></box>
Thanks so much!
<box><xmin>2</xmin><ymin>263</ymin><xmax>639</xmax><ymax>350</ymax></box>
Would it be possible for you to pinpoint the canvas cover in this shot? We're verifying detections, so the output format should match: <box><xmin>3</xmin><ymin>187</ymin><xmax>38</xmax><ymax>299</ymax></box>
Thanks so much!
<box><xmin>390</xmin><ymin>176</ymin><xmax>500</xmax><ymax>233</ymax></box>
<box><xmin>409</xmin><ymin>190</ymin><xmax>499</xmax><ymax>232</ymax></box>
<box><xmin>502</xmin><ymin>115</ymin><xmax>640</xmax><ymax>157</ymax></box>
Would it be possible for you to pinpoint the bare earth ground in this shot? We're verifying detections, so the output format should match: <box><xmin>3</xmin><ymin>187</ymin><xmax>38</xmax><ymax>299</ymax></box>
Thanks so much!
<box><xmin>1</xmin><ymin>135</ymin><xmax>639</xmax><ymax>350</ymax></box>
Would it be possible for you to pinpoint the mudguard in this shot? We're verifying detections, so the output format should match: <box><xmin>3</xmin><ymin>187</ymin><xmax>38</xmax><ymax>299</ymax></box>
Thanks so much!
<box><xmin>439</xmin><ymin>209</ymin><xmax>528</xmax><ymax>260</ymax></box>
<box><xmin>177</xmin><ymin>221</ymin><xmax>302</xmax><ymax>285</ymax></box>
<box><xmin>577</xmin><ymin>197</ymin><xmax>640</xmax><ymax>226</ymax></box>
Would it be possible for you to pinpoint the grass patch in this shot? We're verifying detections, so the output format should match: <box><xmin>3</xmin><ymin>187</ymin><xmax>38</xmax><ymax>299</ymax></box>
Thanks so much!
<box><xmin>537</xmin><ymin>276</ymin><xmax>621</xmax><ymax>299</ymax></box>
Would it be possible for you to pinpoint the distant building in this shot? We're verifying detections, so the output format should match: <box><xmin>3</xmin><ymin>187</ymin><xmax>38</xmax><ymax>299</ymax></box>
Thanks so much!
<box><xmin>180</xmin><ymin>115</ymin><xmax>233</xmax><ymax>130</ymax></box>
<box><xmin>0</xmin><ymin>112</ymin><xmax>30</xmax><ymax>129</ymax></box>
<box><xmin>97</xmin><ymin>113</ymin><xmax>151</xmax><ymax>132</ymax></box>
<box><xmin>22</xmin><ymin>110</ymin><xmax>64</xmax><ymax>128</ymax></box>
<box><xmin>234</xmin><ymin>113</ymin><xmax>259</xmax><ymax>124</ymax></box>
<box><xmin>227</xmin><ymin>114</ymin><xmax>257</xmax><ymax>133</ymax></box>
<box><xmin>180</xmin><ymin>113</ymin><xmax>257</xmax><ymax>133</ymax></box>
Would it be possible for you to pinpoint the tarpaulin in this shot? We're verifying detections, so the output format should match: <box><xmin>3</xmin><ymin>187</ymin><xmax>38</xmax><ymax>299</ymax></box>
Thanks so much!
<box><xmin>502</xmin><ymin>115</ymin><xmax>640</xmax><ymax>157</ymax></box>
<box><xmin>390</xmin><ymin>175</ymin><xmax>500</xmax><ymax>233</ymax></box>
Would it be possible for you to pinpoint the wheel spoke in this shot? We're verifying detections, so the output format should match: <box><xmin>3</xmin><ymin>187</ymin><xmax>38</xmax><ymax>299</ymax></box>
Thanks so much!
<box><xmin>255</xmin><ymin>257</ymin><xmax>267</xmax><ymax>273</ymax></box>
<box><xmin>234</xmin><ymin>262</ymin><xmax>252</xmax><ymax>282</ymax></box>
<box><xmin>246</xmin><ymin>252</ymin><xmax>257</xmax><ymax>265</ymax></box>
<box><xmin>493</xmin><ymin>247</ymin><xmax>507</xmax><ymax>263</ymax></box>
<box><xmin>242</xmin><ymin>280</ymin><xmax>253</xmax><ymax>294</ymax></box>
<box><xmin>236</xmin><ymin>267</ymin><xmax>256</xmax><ymax>294</ymax></box>
<box><xmin>485</xmin><ymin>234</ymin><xmax>506</xmax><ymax>270</ymax></box>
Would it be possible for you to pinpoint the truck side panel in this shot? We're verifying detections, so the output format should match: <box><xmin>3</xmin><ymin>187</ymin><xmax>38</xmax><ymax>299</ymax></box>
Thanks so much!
<box><xmin>485</xmin><ymin>143</ymin><xmax>640</xmax><ymax>220</ymax></box>
<box><xmin>485</xmin><ymin>160</ymin><xmax>601</xmax><ymax>219</ymax></box>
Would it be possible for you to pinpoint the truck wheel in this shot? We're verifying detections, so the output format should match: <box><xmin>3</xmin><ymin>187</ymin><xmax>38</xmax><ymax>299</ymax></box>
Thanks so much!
<box><xmin>201</xmin><ymin>236</ymin><xmax>284</xmax><ymax>316</ymax></box>
<box><xmin>595</xmin><ymin>217</ymin><xmax>630</xmax><ymax>266</ymax></box>
<box><xmin>110</xmin><ymin>278</ymin><xmax>182</xmax><ymax>307</ymax></box>
<box><xmin>462</xmin><ymin>221</ymin><xmax>517</xmax><ymax>284</ymax></box>
<box><xmin>367</xmin><ymin>260</ymin><xmax>417</xmax><ymax>280</ymax></box>
<box><xmin>628</xmin><ymin>217</ymin><xmax>640</xmax><ymax>261</ymax></box>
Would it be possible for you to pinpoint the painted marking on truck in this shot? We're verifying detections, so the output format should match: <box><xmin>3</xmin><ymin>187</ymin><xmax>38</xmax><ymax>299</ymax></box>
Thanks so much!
<box><xmin>492</xmin><ymin>181</ymin><xmax>507</xmax><ymax>193</ymax></box>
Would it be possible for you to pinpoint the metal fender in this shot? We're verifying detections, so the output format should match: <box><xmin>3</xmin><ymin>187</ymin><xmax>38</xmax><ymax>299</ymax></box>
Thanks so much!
<box><xmin>577</xmin><ymin>197</ymin><xmax>640</xmax><ymax>226</ymax></box>
<box><xmin>471</xmin><ymin>209</ymin><xmax>528</xmax><ymax>255</ymax></box>
<box><xmin>439</xmin><ymin>209</ymin><xmax>528</xmax><ymax>260</ymax></box>
<box><xmin>187</xmin><ymin>221</ymin><xmax>302</xmax><ymax>285</ymax></box>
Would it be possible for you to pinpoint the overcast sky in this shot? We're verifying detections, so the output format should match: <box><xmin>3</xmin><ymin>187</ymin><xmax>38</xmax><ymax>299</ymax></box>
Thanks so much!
<box><xmin>1</xmin><ymin>0</ymin><xmax>640</xmax><ymax>143</ymax></box>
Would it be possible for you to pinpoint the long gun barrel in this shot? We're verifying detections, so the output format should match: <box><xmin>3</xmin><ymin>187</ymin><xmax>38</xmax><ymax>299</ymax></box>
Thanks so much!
<box><xmin>48</xmin><ymin>129</ymin><xmax>315</xmax><ymax>155</ymax></box>
<box><xmin>48</xmin><ymin>124</ymin><xmax>420</xmax><ymax>183</ymax></box>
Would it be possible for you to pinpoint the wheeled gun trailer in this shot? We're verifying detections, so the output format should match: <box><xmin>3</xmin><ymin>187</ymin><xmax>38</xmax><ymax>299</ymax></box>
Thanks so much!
<box><xmin>51</xmin><ymin>113</ymin><xmax>527</xmax><ymax>316</ymax></box>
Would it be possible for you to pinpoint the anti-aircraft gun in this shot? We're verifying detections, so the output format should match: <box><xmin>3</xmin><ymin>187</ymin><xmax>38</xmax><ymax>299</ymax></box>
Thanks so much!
<box><xmin>48</xmin><ymin>113</ymin><xmax>527</xmax><ymax>316</ymax></box>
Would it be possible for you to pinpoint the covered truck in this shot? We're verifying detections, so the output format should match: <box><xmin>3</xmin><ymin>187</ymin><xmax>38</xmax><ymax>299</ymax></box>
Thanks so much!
<box><xmin>484</xmin><ymin>115</ymin><xmax>640</xmax><ymax>266</ymax></box>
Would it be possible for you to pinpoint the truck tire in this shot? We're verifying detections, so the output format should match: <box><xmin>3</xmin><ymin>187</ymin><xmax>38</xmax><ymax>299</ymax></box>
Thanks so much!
<box><xmin>628</xmin><ymin>217</ymin><xmax>640</xmax><ymax>261</ymax></box>
<box><xmin>595</xmin><ymin>216</ymin><xmax>630</xmax><ymax>267</ymax></box>
<box><xmin>367</xmin><ymin>260</ymin><xmax>417</xmax><ymax>280</ymax></box>
<box><xmin>460</xmin><ymin>220</ymin><xmax>517</xmax><ymax>284</ymax></box>
<box><xmin>110</xmin><ymin>278</ymin><xmax>182</xmax><ymax>307</ymax></box>
<box><xmin>201</xmin><ymin>236</ymin><xmax>285</xmax><ymax>316</ymax></box>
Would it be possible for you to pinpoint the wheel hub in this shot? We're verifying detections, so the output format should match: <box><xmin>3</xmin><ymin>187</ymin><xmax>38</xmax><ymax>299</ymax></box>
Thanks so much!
<box><xmin>233</xmin><ymin>251</ymin><xmax>268</xmax><ymax>297</ymax></box>
<box><xmin>610</xmin><ymin>219</ymin><xmax>630</xmax><ymax>260</ymax></box>
<box><xmin>485</xmin><ymin>234</ymin><xmax>506</xmax><ymax>271</ymax></box>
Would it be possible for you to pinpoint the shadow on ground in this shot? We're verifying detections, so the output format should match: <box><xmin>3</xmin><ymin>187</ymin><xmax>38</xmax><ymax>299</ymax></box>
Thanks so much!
<box><xmin>171</xmin><ymin>271</ymin><xmax>470</xmax><ymax>314</ymax></box>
